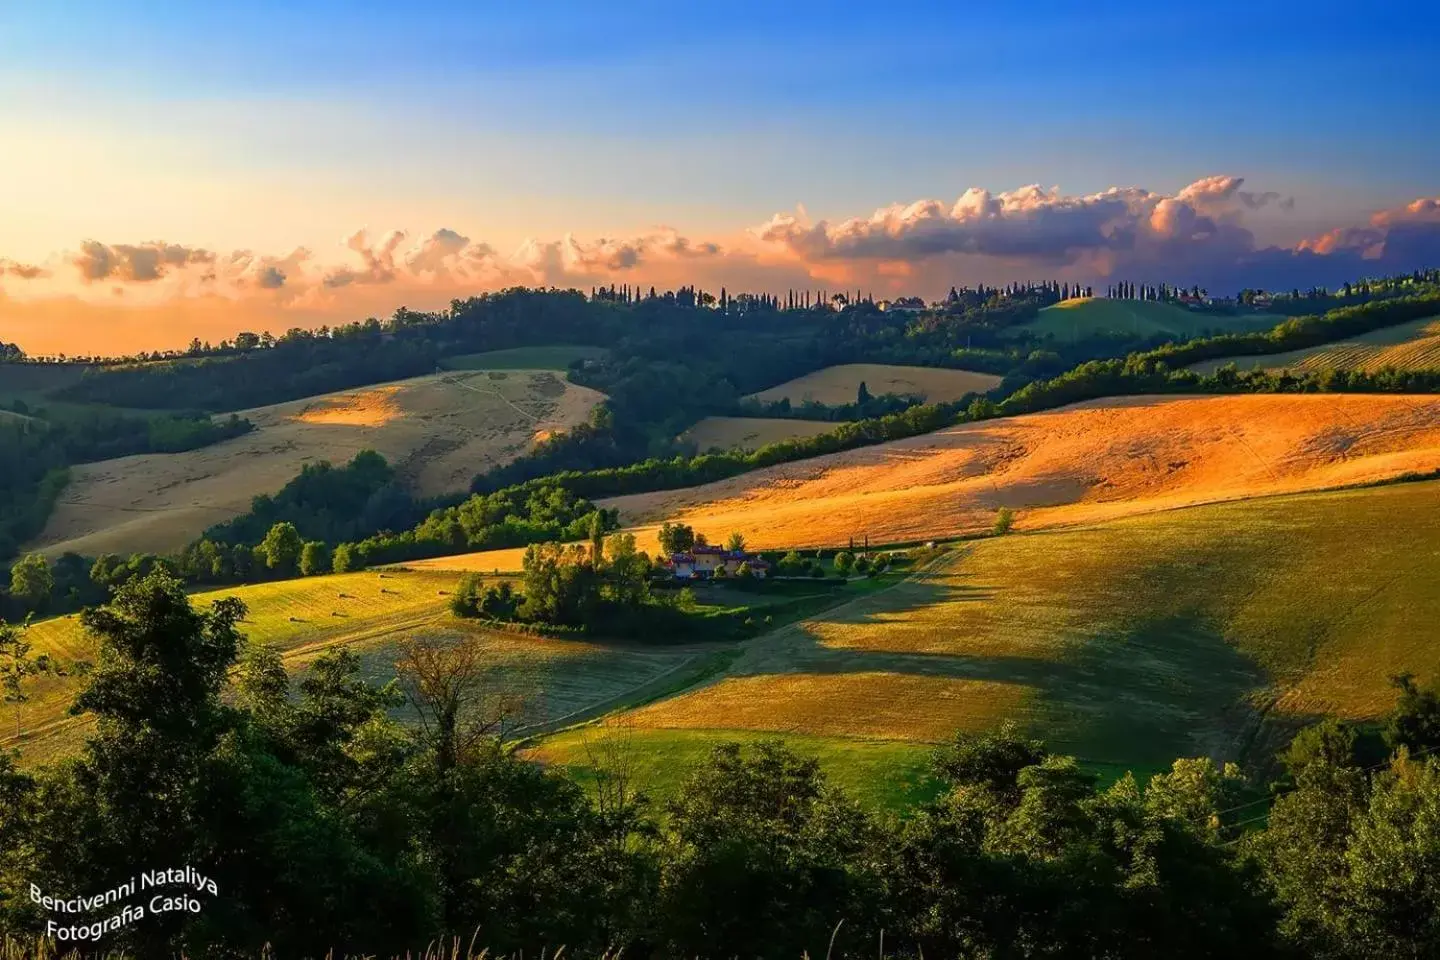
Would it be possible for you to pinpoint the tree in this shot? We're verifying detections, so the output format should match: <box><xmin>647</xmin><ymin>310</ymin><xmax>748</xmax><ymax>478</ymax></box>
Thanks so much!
<box><xmin>9</xmin><ymin>553</ymin><xmax>53</xmax><ymax>612</ymax></box>
<box><xmin>657</xmin><ymin>740</ymin><xmax>884</xmax><ymax>959</ymax></box>
<box><xmin>520</xmin><ymin>542</ymin><xmax>601</xmax><ymax>626</ymax></box>
<box><xmin>589</xmin><ymin>511</ymin><xmax>607</xmax><ymax>566</ymax></box>
<box><xmin>833</xmin><ymin>551</ymin><xmax>854</xmax><ymax>576</ymax></box>
<box><xmin>397</xmin><ymin>634</ymin><xmax>520</xmax><ymax>774</ymax></box>
<box><xmin>993</xmin><ymin>507</ymin><xmax>1015</xmax><ymax>535</ymax></box>
<box><xmin>299</xmin><ymin>540</ymin><xmax>330</xmax><ymax>577</ymax></box>
<box><xmin>259</xmin><ymin>521</ymin><xmax>303</xmax><ymax>574</ymax></box>
<box><xmin>725</xmin><ymin>531</ymin><xmax>746</xmax><ymax>553</ymax></box>
<box><xmin>734</xmin><ymin>561</ymin><xmax>753</xmax><ymax>580</ymax></box>
<box><xmin>657</xmin><ymin>521</ymin><xmax>696</xmax><ymax>555</ymax></box>
<box><xmin>1250</xmin><ymin>718</ymin><xmax>1368</xmax><ymax>953</ymax></box>
<box><xmin>332</xmin><ymin>542</ymin><xmax>361</xmax><ymax>573</ymax></box>
<box><xmin>604</xmin><ymin>533</ymin><xmax>651</xmax><ymax>607</ymax></box>
<box><xmin>0</xmin><ymin>620</ymin><xmax>58</xmax><ymax>739</ymax></box>
<box><xmin>1384</xmin><ymin>673</ymin><xmax>1440</xmax><ymax>754</ymax></box>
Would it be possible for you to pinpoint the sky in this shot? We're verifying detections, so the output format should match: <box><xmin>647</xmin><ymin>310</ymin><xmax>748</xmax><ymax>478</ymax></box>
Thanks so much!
<box><xmin>2</xmin><ymin>0</ymin><xmax>1439</xmax><ymax>355</ymax></box>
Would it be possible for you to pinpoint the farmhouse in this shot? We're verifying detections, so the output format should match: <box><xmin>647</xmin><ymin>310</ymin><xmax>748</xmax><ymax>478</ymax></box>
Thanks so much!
<box><xmin>877</xmin><ymin>297</ymin><xmax>927</xmax><ymax>313</ymax></box>
<box><xmin>666</xmin><ymin>544</ymin><xmax>770</xmax><ymax>580</ymax></box>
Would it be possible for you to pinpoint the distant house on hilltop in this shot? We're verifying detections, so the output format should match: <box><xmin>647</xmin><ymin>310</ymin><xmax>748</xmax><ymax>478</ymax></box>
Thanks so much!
<box><xmin>878</xmin><ymin>296</ymin><xmax>927</xmax><ymax>314</ymax></box>
<box><xmin>665</xmin><ymin>544</ymin><xmax>770</xmax><ymax>580</ymax></box>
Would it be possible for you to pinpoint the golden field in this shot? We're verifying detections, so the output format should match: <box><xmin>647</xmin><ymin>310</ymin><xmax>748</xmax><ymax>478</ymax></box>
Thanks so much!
<box><xmin>566</xmin><ymin>478</ymin><xmax>1440</xmax><ymax>774</ymax></box>
<box><xmin>29</xmin><ymin>371</ymin><xmax>604</xmax><ymax>559</ymax></box>
<box><xmin>1188</xmin><ymin>314</ymin><xmax>1440</xmax><ymax>375</ymax></box>
<box><xmin>682</xmin><ymin>416</ymin><xmax>841</xmax><ymax>452</ymax></box>
<box><xmin>745</xmin><ymin>363</ymin><xmax>1001</xmax><ymax>406</ymax></box>
<box><xmin>596</xmin><ymin>393</ymin><xmax>1440</xmax><ymax>550</ymax></box>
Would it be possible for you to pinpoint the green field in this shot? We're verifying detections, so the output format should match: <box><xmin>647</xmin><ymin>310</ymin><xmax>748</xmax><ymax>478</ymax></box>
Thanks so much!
<box><xmin>5</xmin><ymin>569</ymin><xmax>883</xmax><ymax>766</ymax></box>
<box><xmin>440</xmin><ymin>345</ymin><xmax>608</xmax><ymax>371</ymax></box>
<box><xmin>531</xmin><ymin>727</ymin><xmax>941</xmax><ymax>811</ymax></box>
<box><xmin>1188</xmin><ymin>314</ymin><xmax>1440</xmax><ymax>374</ymax></box>
<box><xmin>532</xmin><ymin>479</ymin><xmax>1440</xmax><ymax>801</ymax></box>
<box><xmin>1016</xmin><ymin>298</ymin><xmax>1275</xmax><ymax>343</ymax></box>
<box><xmin>5</xmin><ymin>569</ymin><xmax>707</xmax><ymax>765</ymax></box>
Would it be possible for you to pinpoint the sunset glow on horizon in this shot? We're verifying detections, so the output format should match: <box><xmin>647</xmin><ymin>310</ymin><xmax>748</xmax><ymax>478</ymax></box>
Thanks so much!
<box><xmin>3</xmin><ymin>0</ymin><xmax>1439</xmax><ymax>356</ymax></box>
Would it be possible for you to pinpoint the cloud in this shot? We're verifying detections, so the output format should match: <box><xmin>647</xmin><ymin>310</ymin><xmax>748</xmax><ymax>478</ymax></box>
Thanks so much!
<box><xmin>322</xmin><ymin>229</ymin><xmax>406</xmax><ymax>288</ymax></box>
<box><xmin>1296</xmin><ymin>196</ymin><xmax>1440</xmax><ymax>257</ymax></box>
<box><xmin>0</xmin><ymin>259</ymin><xmax>48</xmax><ymax>279</ymax></box>
<box><xmin>752</xmin><ymin>177</ymin><xmax>1294</xmax><ymax>267</ymax></box>
<box><xmin>73</xmin><ymin>240</ymin><xmax>216</xmax><ymax>283</ymax></box>
<box><xmin>215</xmin><ymin>247</ymin><xmax>312</xmax><ymax>294</ymax></box>
<box><xmin>752</xmin><ymin>176</ymin><xmax>1440</xmax><ymax>294</ymax></box>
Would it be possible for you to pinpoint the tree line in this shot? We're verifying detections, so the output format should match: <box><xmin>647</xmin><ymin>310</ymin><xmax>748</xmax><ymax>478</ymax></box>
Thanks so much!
<box><xmin>5</xmin><ymin>572</ymin><xmax>1440</xmax><ymax>956</ymax></box>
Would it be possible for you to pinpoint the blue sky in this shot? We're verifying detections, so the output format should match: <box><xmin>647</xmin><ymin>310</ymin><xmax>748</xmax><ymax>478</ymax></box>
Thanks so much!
<box><xmin>1</xmin><ymin>1</ymin><xmax>1438</xmax><ymax>353</ymax></box>
<box><xmin>4</xmin><ymin>1</ymin><xmax>1437</xmax><ymax>235</ymax></box>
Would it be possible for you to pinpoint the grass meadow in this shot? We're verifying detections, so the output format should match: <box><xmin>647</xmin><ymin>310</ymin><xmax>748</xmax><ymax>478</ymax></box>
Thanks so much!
<box><xmin>534</xmin><ymin>478</ymin><xmax>1440</xmax><ymax>802</ymax></box>
<box><xmin>1019</xmin><ymin>298</ymin><xmax>1275</xmax><ymax>342</ymax></box>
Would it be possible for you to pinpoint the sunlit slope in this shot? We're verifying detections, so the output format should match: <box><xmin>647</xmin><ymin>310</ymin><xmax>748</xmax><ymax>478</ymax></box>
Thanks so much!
<box><xmin>1018</xmin><ymin>297</ymin><xmax>1274</xmax><ymax>342</ymax></box>
<box><xmin>6</xmin><ymin>569</ymin><xmax>698</xmax><ymax>764</ymax></box>
<box><xmin>1189</xmin><ymin>314</ymin><xmax>1440</xmax><ymax>375</ymax></box>
<box><xmin>599</xmin><ymin>394</ymin><xmax>1440</xmax><ymax>551</ymax></box>
<box><xmin>745</xmin><ymin>363</ymin><xmax>1001</xmax><ymax>406</ymax></box>
<box><xmin>579</xmin><ymin>479</ymin><xmax>1440</xmax><ymax>773</ymax></box>
<box><xmin>29</xmin><ymin>370</ymin><xmax>604</xmax><ymax>558</ymax></box>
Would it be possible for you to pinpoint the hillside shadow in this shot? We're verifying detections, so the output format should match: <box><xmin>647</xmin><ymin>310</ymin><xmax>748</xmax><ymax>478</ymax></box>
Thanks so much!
<box><xmin>748</xmin><ymin>568</ymin><xmax>1272</xmax><ymax>770</ymax></box>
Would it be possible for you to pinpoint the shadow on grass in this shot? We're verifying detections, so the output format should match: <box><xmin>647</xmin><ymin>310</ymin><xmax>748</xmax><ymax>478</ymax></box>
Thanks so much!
<box><xmin>734</xmin><ymin>556</ymin><xmax>1273</xmax><ymax>772</ymax></box>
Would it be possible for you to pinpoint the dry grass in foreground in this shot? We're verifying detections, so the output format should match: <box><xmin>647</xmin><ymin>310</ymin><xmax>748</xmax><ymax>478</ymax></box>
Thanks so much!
<box><xmin>29</xmin><ymin>371</ymin><xmax>604</xmax><ymax>559</ymax></box>
<box><xmin>598</xmin><ymin>393</ymin><xmax>1440</xmax><ymax>551</ymax></box>
<box><xmin>745</xmin><ymin>362</ymin><xmax>1001</xmax><ymax>406</ymax></box>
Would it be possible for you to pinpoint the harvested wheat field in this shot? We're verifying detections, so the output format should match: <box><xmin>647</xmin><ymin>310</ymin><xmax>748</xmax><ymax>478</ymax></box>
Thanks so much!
<box><xmin>1188</xmin><ymin>314</ymin><xmax>1440</xmax><ymax>375</ymax></box>
<box><xmin>600</xmin><ymin>393</ymin><xmax>1440</xmax><ymax>551</ymax></box>
<box><xmin>682</xmin><ymin>416</ymin><xmax>840</xmax><ymax>452</ymax></box>
<box><xmin>30</xmin><ymin>371</ymin><xmax>604</xmax><ymax>558</ymax></box>
<box><xmin>573</xmin><ymin>478</ymin><xmax>1440</xmax><ymax>780</ymax></box>
<box><xmin>403</xmin><ymin>545</ymin><xmax>537</xmax><ymax>574</ymax></box>
<box><xmin>746</xmin><ymin>363</ymin><xmax>1001</xmax><ymax>406</ymax></box>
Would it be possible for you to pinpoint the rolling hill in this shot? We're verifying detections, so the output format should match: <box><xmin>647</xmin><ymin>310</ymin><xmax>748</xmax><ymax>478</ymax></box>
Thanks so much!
<box><xmin>745</xmin><ymin>363</ymin><xmax>1001</xmax><ymax>406</ymax></box>
<box><xmin>533</xmin><ymin>478</ymin><xmax>1440</xmax><ymax>803</ymax></box>
<box><xmin>596</xmin><ymin>393</ymin><xmax>1440</xmax><ymax>552</ymax></box>
<box><xmin>27</xmin><ymin>370</ymin><xmax>604</xmax><ymax>559</ymax></box>
<box><xmin>1017</xmin><ymin>297</ymin><xmax>1275</xmax><ymax>342</ymax></box>
<box><xmin>1188</xmin><ymin>314</ymin><xmax>1440</xmax><ymax>375</ymax></box>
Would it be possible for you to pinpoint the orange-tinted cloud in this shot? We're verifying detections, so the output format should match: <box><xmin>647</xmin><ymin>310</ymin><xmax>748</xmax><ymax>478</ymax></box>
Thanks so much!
<box><xmin>72</xmin><ymin>240</ymin><xmax>216</xmax><ymax>283</ymax></box>
<box><xmin>0</xmin><ymin>258</ymin><xmax>48</xmax><ymax>279</ymax></box>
